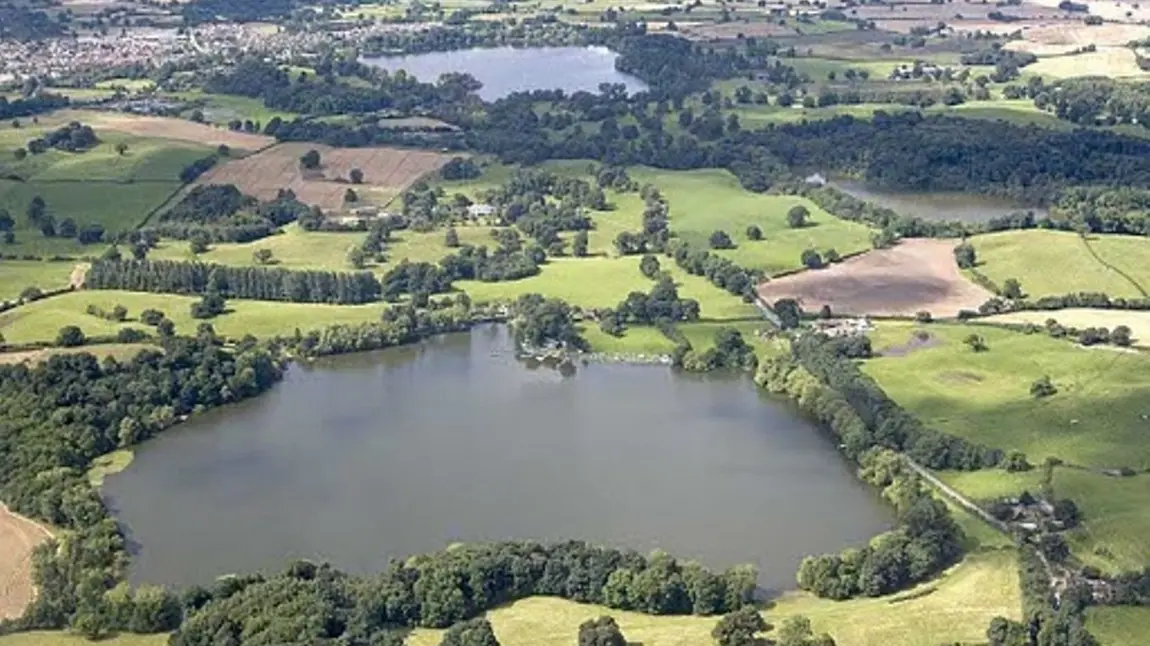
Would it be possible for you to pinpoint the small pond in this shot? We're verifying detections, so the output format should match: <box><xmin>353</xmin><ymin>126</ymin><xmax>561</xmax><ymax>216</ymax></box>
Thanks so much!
<box><xmin>102</xmin><ymin>326</ymin><xmax>891</xmax><ymax>591</ymax></box>
<box><xmin>829</xmin><ymin>179</ymin><xmax>1047</xmax><ymax>224</ymax></box>
<box><xmin>360</xmin><ymin>46</ymin><xmax>647</xmax><ymax>101</ymax></box>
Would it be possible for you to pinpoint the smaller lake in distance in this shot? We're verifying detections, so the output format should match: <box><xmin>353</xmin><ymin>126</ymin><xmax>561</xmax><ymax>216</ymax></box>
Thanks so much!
<box><xmin>829</xmin><ymin>179</ymin><xmax>1047</xmax><ymax>223</ymax></box>
<box><xmin>360</xmin><ymin>46</ymin><xmax>647</xmax><ymax>101</ymax></box>
<box><xmin>102</xmin><ymin>326</ymin><xmax>892</xmax><ymax>592</ymax></box>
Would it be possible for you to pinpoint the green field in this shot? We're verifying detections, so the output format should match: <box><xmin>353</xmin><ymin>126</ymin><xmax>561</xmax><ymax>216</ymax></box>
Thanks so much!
<box><xmin>0</xmin><ymin>260</ymin><xmax>75</xmax><ymax>300</ymax></box>
<box><xmin>160</xmin><ymin>91</ymin><xmax>301</xmax><ymax>127</ymax></box>
<box><xmin>580</xmin><ymin>324</ymin><xmax>678</xmax><ymax>356</ymax></box>
<box><xmin>863</xmin><ymin>321</ymin><xmax>1150</xmax><ymax>469</ymax></box>
<box><xmin>0</xmin><ymin>633</ymin><xmax>165</xmax><ymax>646</ymax></box>
<box><xmin>151</xmin><ymin>224</ymin><xmax>372</xmax><ymax>271</ymax></box>
<box><xmin>970</xmin><ymin>230</ymin><xmax>1150</xmax><ymax>299</ymax></box>
<box><xmin>937</xmin><ymin>469</ymin><xmax>1046</xmax><ymax>502</ymax></box>
<box><xmin>1087</xmin><ymin>606</ymin><xmax>1150</xmax><ymax>646</ymax></box>
<box><xmin>405</xmin><ymin>550</ymin><xmax>1017</xmax><ymax>646</ymax></box>
<box><xmin>0</xmin><ymin>291</ymin><xmax>387</xmax><ymax>343</ymax></box>
<box><xmin>0</xmin><ymin>125</ymin><xmax>213</xmax><ymax>255</ymax></box>
<box><xmin>1054</xmin><ymin>469</ymin><xmax>1150</xmax><ymax>574</ymax></box>
<box><xmin>625</xmin><ymin>167</ymin><xmax>874</xmax><ymax>276</ymax></box>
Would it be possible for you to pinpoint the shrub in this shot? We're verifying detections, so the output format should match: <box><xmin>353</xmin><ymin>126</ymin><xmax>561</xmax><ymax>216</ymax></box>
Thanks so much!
<box><xmin>746</xmin><ymin>225</ymin><xmax>762</xmax><ymax>241</ymax></box>
<box><xmin>1030</xmin><ymin>375</ymin><xmax>1057</xmax><ymax>398</ymax></box>
<box><xmin>787</xmin><ymin>205</ymin><xmax>809</xmax><ymax>228</ymax></box>
<box><xmin>56</xmin><ymin>325</ymin><xmax>85</xmax><ymax>347</ymax></box>
<box><xmin>800</xmin><ymin>248</ymin><xmax>824</xmax><ymax>269</ymax></box>
<box><xmin>709</xmin><ymin>230</ymin><xmax>734</xmax><ymax>249</ymax></box>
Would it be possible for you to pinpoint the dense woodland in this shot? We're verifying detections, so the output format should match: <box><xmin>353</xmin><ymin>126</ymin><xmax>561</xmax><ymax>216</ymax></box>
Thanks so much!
<box><xmin>144</xmin><ymin>185</ymin><xmax>313</xmax><ymax>244</ymax></box>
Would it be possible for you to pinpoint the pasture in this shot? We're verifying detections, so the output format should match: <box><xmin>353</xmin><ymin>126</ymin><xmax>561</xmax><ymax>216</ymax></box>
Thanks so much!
<box><xmin>862</xmin><ymin>321</ymin><xmax>1150</xmax><ymax>469</ymax></box>
<box><xmin>194</xmin><ymin>142</ymin><xmax>454</xmax><ymax>211</ymax></box>
<box><xmin>0</xmin><ymin>634</ymin><xmax>164</xmax><ymax>646</ymax></box>
<box><xmin>1054</xmin><ymin>469</ymin><xmax>1150</xmax><ymax>574</ymax></box>
<box><xmin>1087</xmin><ymin>606</ymin><xmax>1150</xmax><ymax>646</ymax></box>
<box><xmin>0</xmin><ymin>261</ymin><xmax>75</xmax><ymax>301</ymax></box>
<box><xmin>756</xmin><ymin>239</ymin><xmax>991</xmax><ymax>317</ymax></box>
<box><xmin>459</xmin><ymin>257</ymin><xmax>758</xmax><ymax>320</ymax></box>
<box><xmin>626</xmin><ymin>167</ymin><xmax>874</xmax><ymax>276</ymax></box>
<box><xmin>150</xmin><ymin>224</ymin><xmax>371</xmax><ymax>271</ymax></box>
<box><xmin>0</xmin><ymin>291</ymin><xmax>387</xmax><ymax>343</ymax></box>
<box><xmin>969</xmin><ymin>230</ymin><xmax>1150</xmax><ymax>299</ymax></box>
<box><xmin>0</xmin><ymin>343</ymin><xmax>153</xmax><ymax>366</ymax></box>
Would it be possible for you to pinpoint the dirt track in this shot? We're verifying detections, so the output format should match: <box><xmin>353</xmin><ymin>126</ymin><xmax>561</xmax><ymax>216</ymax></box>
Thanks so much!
<box><xmin>0</xmin><ymin>505</ymin><xmax>52</xmax><ymax>621</ymax></box>
<box><xmin>756</xmin><ymin>239</ymin><xmax>992</xmax><ymax>318</ymax></box>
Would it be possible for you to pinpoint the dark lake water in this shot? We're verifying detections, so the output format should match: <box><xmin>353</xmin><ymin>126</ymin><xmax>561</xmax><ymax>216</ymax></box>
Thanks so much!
<box><xmin>829</xmin><ymin>179</ymin><xmax>1046</xmax><ymax>223</ymax></box>
<box><xmin>102</xmin><ymin>326</ymin><xmax>891</xmax><ymax>591</ymax></box>
<box><xmin>360</xmin><ymin>46</ymin><xmax>647</xmax><ymax>100</ymax></box>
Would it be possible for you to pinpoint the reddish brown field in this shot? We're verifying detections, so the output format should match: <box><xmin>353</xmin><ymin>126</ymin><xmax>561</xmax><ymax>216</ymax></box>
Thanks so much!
<box><xmin>756</xmin><ymin>239</ymin><xmax>992</xmax><ymax>317</ymax></box>
<box><xmin>194</xmin><ymin>142</ymin><xmax>455</xmax><ymax>211</ymax></box>
<box><xmin>0</xmin><ymin>505</ymin><xmax>52</xmax><ymax>621</ymax></box>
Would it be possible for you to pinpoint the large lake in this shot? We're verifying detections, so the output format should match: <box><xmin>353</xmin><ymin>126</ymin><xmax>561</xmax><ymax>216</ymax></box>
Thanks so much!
<box><xmin>829</xmin><ymin>179</ymin><xmax>1045</xmax><ymax>223</ymax></box>
<box><xmin>102</xmin><ymin>326</ymin><xmax>891</xmax><ymax>591</ymax></box>
<box><xmin>361</xmin><ymin>46</ymin><xmax>647</xmax><ymax>101</ymax></box>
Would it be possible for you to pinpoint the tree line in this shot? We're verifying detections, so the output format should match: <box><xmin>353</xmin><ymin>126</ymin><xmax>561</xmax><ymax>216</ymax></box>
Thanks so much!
<box><xmin>795</xmin><ymin>449</ymin><xmax>964</xmax><ymax>599</ymax></box>
<box><xmin>85</xmin><ymin>259</ymin><xmax>382</xmax><ymax>304</ymax></box>
<box><xmin>144</xmin><ymin>186</ymin><xmax>314</xmax><ymax>244</ymax></box>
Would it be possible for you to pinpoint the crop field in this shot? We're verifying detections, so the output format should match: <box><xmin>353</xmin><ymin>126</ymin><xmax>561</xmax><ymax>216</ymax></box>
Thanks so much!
<box><xmin>0</xmin><ymin>261</ymin><xmax>75</xmax><ymax>301</ymax></box>
<box><xmin>863</xmin><ymin>321</ymin><xmax>1150</xmax><ymax>469</ymax></box>
<box><xmin>986</xmin><ymin>309</ymin><xmax>1150</xmax><ymax>347</ymax></box>
<box><xmin>1029</xmin><ymin>47</ymin><xmax>1150</xmax><ymax>79</ymax></box>
<box><xmin>53</xmin><ymin>110</ymin><xmax>275</xmax><ymax>151</ymax></box>
<box><xmin>757</xmin><ymin>239</ymin><xmax>991</xmax><ymax>317</ymax></box>
<box><xmin>0</xmin><ymin>291</ymin><xmax>387</xmax><ymax>343</ymax></box>
<box><xmin>0</xmin><ymin>505</ymin><xmax>52</xmax><ymax>621</ymax></box>
<box><xmin>970</xmin><ymin>231</ymin><xmax>1150</xmax><ymax>299</ymax></box>
<box><xmin>407</xmin><ymin>549</ymin><xmax>1017</xmax><ymax>646</ymax></box>
<box><xmin>195</xmin><ymin>142</ymin><xmax>454</xmax><ymax>211</ymax></box>
<box><xmin>1087</xmin><ymin>606</ymin><xmax>1150</xmax><ymax>646</ymax></box>
<box><xmin>624</xmin><ymin>168</ymin><xmax>874</xmax><ymax>275</ymax></box>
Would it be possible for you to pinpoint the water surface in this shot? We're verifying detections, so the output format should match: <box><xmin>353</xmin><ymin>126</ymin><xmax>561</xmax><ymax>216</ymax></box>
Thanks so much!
<box><xmin>361</xmin><ymin>46</ymin><xmax>647</xmax><ymax>100</ymax></box>
<box><xmin>103</xmin><ymin>326</ymin><xmax>891</xmax><ymax>590</ymax></box>
<box><xmin>829</xmin><ymin>179</ymin><xmax>1045</xmax><ymax>223</ymax></box>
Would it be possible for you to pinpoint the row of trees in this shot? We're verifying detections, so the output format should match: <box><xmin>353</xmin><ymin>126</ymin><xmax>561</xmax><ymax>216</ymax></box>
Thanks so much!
<box><xmin>85</xmin><ymin>259</ymin><xmax>382</xmax><ymax>304</ymax></box>
<box><xmin>171</xmin><ymin>540</ymin><xmax>757</xmax><ymax>645</ymax></box>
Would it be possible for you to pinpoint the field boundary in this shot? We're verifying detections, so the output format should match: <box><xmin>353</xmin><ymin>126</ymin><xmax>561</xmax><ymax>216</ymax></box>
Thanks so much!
<box><xmin>0</xmin><ymin>503</ymin><xmax>54</xmax><ymax>621</ymax></box>
<box><xmin>1081</xmin><ymin>237</ymin><xmax>1149</xmax><ymax>298</ymax></box>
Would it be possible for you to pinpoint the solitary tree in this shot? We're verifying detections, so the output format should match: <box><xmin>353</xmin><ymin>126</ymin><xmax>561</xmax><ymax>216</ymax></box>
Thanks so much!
<box><xmin>347</xmin><ymin>246</ymin><xmax>366</xmax><ymax>269</ymax></box>
<box><xmin>776</xmin><ymin>615</ymin><xmax>836</xmax><ymax>646</ymax></box>
<box><xmin>344</xmin><ymin>188</ymin><xmax>358</xmax><ymax>203</ymax></box>
<box><xmin>774</xmin><ymin>298</ymin><xmax>802</xmax><ymax>330</ymax></box>
<box><xmin>1112</xmin><ymin>324</ymin><xmax>1133</xmax><ymax>347</ymax></box>
<box><xmin>444</xmin><ymin>227</ymin><xmax>460</xmax><ymax>248</ymax></box>
<box><xmin>964</xmin><ymin>333</ymin><xmax>988</xmax><ymax>352</ymax></box>
<box><xmin>217</xmin><ymin>144</ymin><xmax>231</xmax><ymax>157</ymax></box>
<box><xmin>954</xmin><ymin>242</ymin><xmax>977</xmax><ymax>269</ymax></box>
<box><xmin>253</xmin><ymin>248</ymin><xmax>275</xmax><ymax>265</ymax></box>
<box><xmin>115</xmin><ymin>141</ymin><xmax>129</xmax><ymax>156</ymax></box>
<box><xmin>1030</xmin><ymin>375</ymin><xmax>1057</xmax><ymax>398</ymax></box>
<box><xmin>578</xmin><ymin>616</ymin><xmax>626</xmax><ymax>646</ymax></box>
<box><xmin>746</xmin><ymin>224</ymin><xmax>763</xmax><ymax>241</ymax></box>
<box><xmin>300</xmin><ymin>149</ymin><xmax>321</xmax><ymax>169</ymax></box>
<box><xmin>712</xmin><ymin>607</ymin><xmax>768</xmax><ymax>646</ymax></box>
<box><xmin>801</xmin><ymin>248</ymin><xmax>824</xmax><ymax>269</ymax></box>
<box><xmin>640</xmin><ymin>254</ymin><xmax>661</xmax><ymax>278</ymax></box>
<box><xmin>13</xmin><ymin>147</ymin><xmax>26</xmax><ymax>161</ymax></box>
<box><xmin>349</xmin><ymin>168</ymin><xmax>364</xmax><ymax>184</ymax></box>
<box><xmin>787</xmin><ymin>205</ymin><xmax>809</xmax><ymax>228</ymax></box>
<box><xmin>572</xmin><ymin>230</ymin><xmax>589</xmax><ymax>257</ymax></box>
<box><xmin>1002</xmin><ymin>278</ymin><xmax>1024</xmax><ymax>299</ymax></box>
<box><xmin>56</xmin><ymin>325</ymin><xmax>85</xmax><ymax>347</ymax></box>
<box><xmin>710</xmin><ymin>230</ymin><xmax>735</xmax><ymax>249</ymax></box>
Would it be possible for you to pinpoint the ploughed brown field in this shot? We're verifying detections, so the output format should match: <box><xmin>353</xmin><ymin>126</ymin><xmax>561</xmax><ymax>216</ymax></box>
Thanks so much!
<box><xmin>756</xmin><ymin>239</ymin><xmax>992</xmax><ymax>317</ymax></box>
<box><xmin>194</xmin><ymin>142</ymin><xmax>455</xmax><ymax>211</ymax></box>
<box><xmin>0</xmin><ymin>505</ymin><xmax>52</xmax><ymax>620</ymax></box>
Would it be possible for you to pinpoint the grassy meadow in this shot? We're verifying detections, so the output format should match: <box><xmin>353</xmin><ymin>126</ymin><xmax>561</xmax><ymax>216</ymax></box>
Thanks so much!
<box><xmin>986</xmin><ymin>309</ymin><xmax>1150</xmax><ymax>347</ymax></box>
<box><xmin>0</xmin><ymin>634</ymin><xmax>165</xmax><ymax>646</ymax></box>
<box><xmin>863</xmin><ymin>321</ymin><xmax>1150</xmax><ymax>469</ymax></box>
<box><xmin>0</xmin><ymin>290</ymin><xmax>387</xmax><ymax>343</ymax></box>
<box><xmin>0</xmin><ymin>120</ymin><xmax>214</xmax><ymax>255</ymax></box>
<box><xmin>1087</xmin><ymin>606</ymin><xmax>1150</xmax><ymax>646</ymax></box>
<box><xmin>969</xmin><ymin>230</ymin><xmax>1150</xmax><ymax>299</ymax></box>
<box><xmin>1054</xmin><ymin>469</ymin><xmax>1150</xmax><ymax>574</ymax></box>
<box><xmin>0</xmin><ymin>260</ymin><xmax>75</xmax><ymax>300</ymax></box>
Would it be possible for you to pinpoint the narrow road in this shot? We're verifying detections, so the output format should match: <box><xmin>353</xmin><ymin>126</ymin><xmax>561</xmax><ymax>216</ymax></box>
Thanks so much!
<box><xmin>904</xmin><ymin>458</ymin><xmax>1011</xmax><ymax>534</ymax></box>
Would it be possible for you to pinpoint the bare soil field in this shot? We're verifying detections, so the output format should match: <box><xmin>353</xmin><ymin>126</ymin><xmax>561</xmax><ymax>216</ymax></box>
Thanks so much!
<box><xmin>52</xmin><ymin>110</ymin><xmax>274</xmax><ymax>151</ymax></box>
<box><xmin>0</xmin><ymin>505</ymin><xmax>52</xmax><ymax>621</ymax></box>
<box><xmin>193</xmin><ymin>142</ymin><xmax>454</xmax><ymax>211</ymax></box>
<box><xmin>756</xmin><ymin>239</ymin><xmax>992</xmax><ymax>317</ymax></box>
<box><xmin>680</xmin><ymin>20</ymin><xmax>793</xmax><ymax>40</ymax></box>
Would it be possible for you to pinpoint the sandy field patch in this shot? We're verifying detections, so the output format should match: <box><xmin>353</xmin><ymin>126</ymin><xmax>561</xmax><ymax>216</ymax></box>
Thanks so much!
<box><xmin>986</xmin><ymin>309</ymin><xmax>1150</xmax><ymax>347</ymax></box>
<box><xmin>1014</xmin><ymin>21</ymin><xmax>1150</xmax><ymax>46</ymax></box>
<box><xmin>52</xmin><ymin>110</ymin><xmax>274</xmax><ymax>151</ymax></box>
<box><xmin>0</xmin><ymin>505</ymin><xmax>52</xmax><ymax>621</ymax></box>
<box><xmin>1029</xmin><ymin>0</ymin><xmax>1150</xmax><ymax>21</ymax></box>
<box><xmin>756</xmin><ymin>239</ymin><xmax>992</xmax><ymax>317</ymax></box>
<box><xmin>1028</xmin><ymin>46</ymin><xmax>1150</xmax><ymax>78</ymax></box>
<box><xmin>194</xmin><ymin>142</ymin><xmax>454</xmax><ymax>212</ymax></box>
